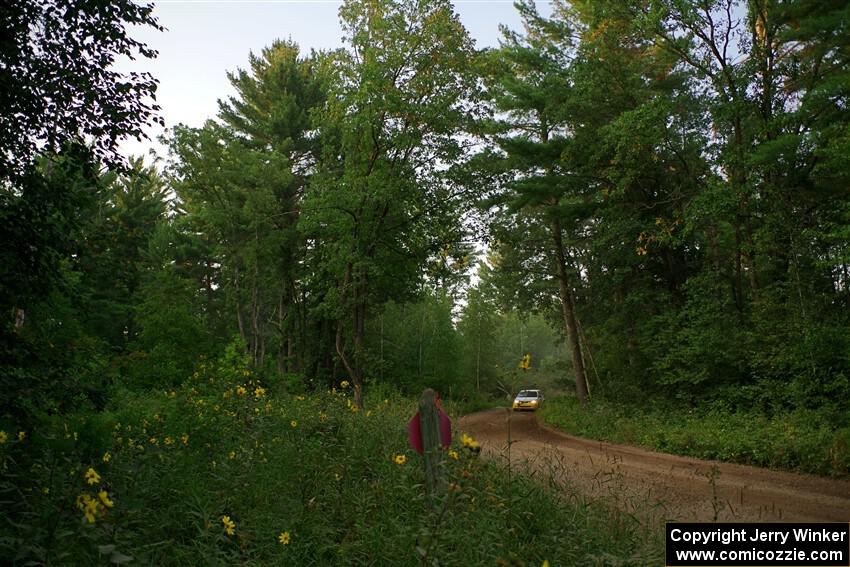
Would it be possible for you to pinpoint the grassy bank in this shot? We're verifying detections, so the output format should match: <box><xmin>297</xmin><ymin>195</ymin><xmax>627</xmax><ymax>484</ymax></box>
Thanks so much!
<box><xmin>539</xmin><ymin>397</ymin><xmax>850</xmax><ymax>477</ymax></box>
<box><xmin>1</xmin><ymin>355</ymin><xmax>662</xmax><ymax>565</ymax></box>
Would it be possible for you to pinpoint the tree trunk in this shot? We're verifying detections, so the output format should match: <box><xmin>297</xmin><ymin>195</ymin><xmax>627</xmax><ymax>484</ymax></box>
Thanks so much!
<box><xmin>476</xmin><ymin>313</ymin><xmax>481</xmax><ymax>392</ymax></box>
<box><xmin>551</xmin><ymin>218</ymin><xmax>589</xmax><ymax>405</ymax></box>
<box><xmin>334</xmin><ymin>262</ymin><xmax>365</xmax><ymax>408</ymax></box>
<box><xmin>234</xmin><ymin>265</ymin><xmax>247</xmax><ymax>348</ymax></box>
<box><xmin>250</xmin><ymin>265</ymin><xmax>261</xmax><ymax>365</ymax></box>
<box><xmin>352</xmin><ymin>286</ymin><xmax>366</xmax><ymax>409</ymax></box>
<box><xmin>277</xmin><ymin>286</ymin><xmax>288</xmax><ymax>376</ymax></box>
<box><xmin>14</xmin><ymin>308</ymin><xmax>25</xmax><ymax>330</ymax></box>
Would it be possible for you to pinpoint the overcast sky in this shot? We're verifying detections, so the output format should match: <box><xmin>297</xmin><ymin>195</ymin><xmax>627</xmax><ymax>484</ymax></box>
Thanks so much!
<box><xmin>117</xmin><ymin>0</ymin><xmax>542</xmax><ymax>161</ymax></box>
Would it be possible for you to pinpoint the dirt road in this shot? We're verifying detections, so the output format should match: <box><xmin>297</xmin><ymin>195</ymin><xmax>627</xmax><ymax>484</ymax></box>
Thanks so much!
<box><xmin>458</xmin><ymin>408</ymin><xmax>850</xmax><ymax>522</ymax></box>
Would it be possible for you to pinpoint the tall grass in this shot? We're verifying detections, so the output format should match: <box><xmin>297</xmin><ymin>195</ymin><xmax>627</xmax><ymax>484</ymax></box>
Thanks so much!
<box><xmin>1</xmin><ymin>354</ymin><xmax>662</xmax><ymax>565</ymax></box>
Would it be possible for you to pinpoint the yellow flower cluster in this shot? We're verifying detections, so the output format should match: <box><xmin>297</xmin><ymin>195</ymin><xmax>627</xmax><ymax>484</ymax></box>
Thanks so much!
<box><xmin>461</xmin><ymin>433</ymin><xmax>479</xmax><ymax>451</ymax></box>
<box><xmin>393</xmin><ymin>454</ymin><xmax>407</xmax><ymax>465</ymax></box>
<box><xmin>0</xmin><ymin>430</ymin><xmax>25</xmax><ymax>444</ymax></box>
<box><xmin>221</xmin><ymin>515</ymin><xmax>236</xmax><ymax>536</ymax></box>
<box><xmin>77</xmin><ymin>493</ymin><xmax>100</xmax><ymax>523</ymax></box>
<box><xmin>278</xmin><ymin>531</ymin><xmax>291</xmax><ymax>545</ymax></box>
<box><xmin>77</xmin><ymin>466</ymin><xmax>114</xmax><ymax>523</ymax></box>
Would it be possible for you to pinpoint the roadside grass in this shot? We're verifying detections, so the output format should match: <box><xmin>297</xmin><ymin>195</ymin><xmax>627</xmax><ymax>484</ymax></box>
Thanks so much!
<box><xmin>539</xmin><ymin>396</ymin><xmax>850</xmax><ymax>477</ymax></box>
<box><xmin>0</xmin><ymin>353</ymin><xmax>662</xmax><ymax>565</ymax></box>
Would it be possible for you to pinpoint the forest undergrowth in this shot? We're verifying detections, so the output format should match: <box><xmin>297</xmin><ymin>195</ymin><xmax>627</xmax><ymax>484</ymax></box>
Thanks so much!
<box><xmin>0</xmin><ymin>347</ymin><xmax>662</xmax><ymax>566</ymax></box>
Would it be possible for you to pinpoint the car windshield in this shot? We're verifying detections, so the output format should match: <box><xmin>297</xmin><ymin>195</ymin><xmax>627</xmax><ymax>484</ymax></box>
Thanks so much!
<box><xmin>517</xmin><ymin>390</ymin><xmax>538</xmax><ymax>398</ymax></box>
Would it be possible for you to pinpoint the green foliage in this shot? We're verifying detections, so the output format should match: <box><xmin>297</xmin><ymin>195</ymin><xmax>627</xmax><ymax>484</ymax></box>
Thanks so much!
<box><xmin>5</xmin><ymin>7</ymin><xmax>850</xmax><ymax>560</ymax></box>
<box><xmin>0</xmin><ymin>0</ymin><xmax>162</xmax><ymax>178</ymax></box>
<box><xmin>0</xmin><ymin>357</ymin><xmax>661</xmax><ymax>565</ymax></box>
<box><xmin>541</xmin><ymin>396</ymin><xmax>850</xmax><ymax>477</ymax></box>
<box><xmin>127</xmin><ymin>266</ymin><xmax>214</xmax><ymax>390</ymax></box>
<box><xmin>367</xmin><ymin>294</ymin><xmax>463</xmax><ymax>397</ymax></box>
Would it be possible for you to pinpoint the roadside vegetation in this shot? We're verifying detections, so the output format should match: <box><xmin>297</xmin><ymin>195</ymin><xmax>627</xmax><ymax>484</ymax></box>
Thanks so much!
<box><xmin>540</xmin><ymin>397</ymin><xmax>850</xmax><ymax>477</ymax></box>
<box><xmin>1</xmin><ymin>345</ymin><xmax>662</xmax><ymax>565</ymax></box>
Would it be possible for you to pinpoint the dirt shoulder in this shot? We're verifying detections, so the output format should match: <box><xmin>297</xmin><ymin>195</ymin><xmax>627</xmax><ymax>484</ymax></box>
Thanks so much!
<box><xmin>458</xmin><ymin>408</ymin><xmax>850</xmax><ymax>522</ymax></box>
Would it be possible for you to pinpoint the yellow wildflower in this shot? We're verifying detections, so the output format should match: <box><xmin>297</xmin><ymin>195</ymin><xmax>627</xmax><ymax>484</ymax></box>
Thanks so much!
<box><xmin>221</xmin><ymin>515</ymin><xmax>236</xmax><ymax>536</ymax></box>
<box><xmin>542</xmin><ymin>561</ymin><xmax>550</xmax><ymax>567</ymax></box>
<box><xmin>181</xmin><ymin>433</ymin><xmax>189</xmax><ymax>445</ymax></box>
<box><xmin>290</xmin><ymin>420</ymin><xmax>298</xmax><ymax>428</ymax></box>
<box><xmin>461</xmin><ymin>433</ymin><xmax>479</xmax><ymax>450</ymax></box>
<box><xmin>340</xmin><ymin>380</ymin><xmax>350</xmax><ymax>389</ymax></box>
<box><xmin>78</xmin><ymin>494</ymin><xmax>99</xmax><ymax>523</ymax></box>
<box><xmin>84</xmin><ymin>468</ymin><xmax>101</xmax><ymax>485</ymax></box>
<box><xmin>164</xmin><ymin>436</ymin><xmax>175</xmax><ymax>446</ymax></box>
<box><xmin>17</xmin><ymin>431</ymin><xmax>25</xmax><ymax>442</ymax></box>
<box><xmin>235</xmin><ymin>385</ymin><xmax>247</xmax><ymax>396</ymax></box>
<box><xmin>393</xmin><ymin>454</ymin><xmax>407</xmax><ymax>465</ymax></box>
<box><xmin>228</xmin><ymin>451</ymin><xmax>236</xmax><ymax>460</ymax></box>
<box><xmin>295</xmin><ymin>395</ymin><xmax>305</xmax><ymax>401</ymax></box>
<box><xmin>102</xmin><ymin>451</ymin><xmax>111</xmax><ymax>463</ymax></box>
<box><xmin>448</xmin><ymin>449</ymin><xmax>459</xmax><ymax>460</ymax></box>
<box><xmin>254</xmin><ymin>387</ymin><xmax>266</xmax><ymax>399</ymax></box>
<box><xmin>0</xmin><ymin>431</ymin><xmax>7</xmax><ymax>443</ymax></box>
<box><xmin>83</xmin><ymin>502</ymin><xmax>98</xmax><ymax>523</ymax></box>
<box><xmin>98</xmin><ymin>490</ymin><xmax>114</xmax><ymax>508</ymax></box>
<box><xmin>149</xmin><ymin>437</ymin><xmax>158</xmax><ymax>445</ymax></box>
<box><xmin>278</xmin><ymin>531</ymin><xmax>291</xmax><ymax>545</ymax></box>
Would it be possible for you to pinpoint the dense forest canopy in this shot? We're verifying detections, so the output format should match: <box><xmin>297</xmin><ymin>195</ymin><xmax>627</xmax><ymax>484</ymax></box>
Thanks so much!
<box><xmin>2</xmin><ymin>0</ymin><xmax>849</xmax><ymax>425</ymax></box>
